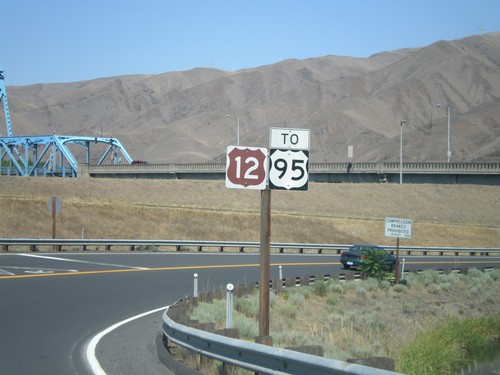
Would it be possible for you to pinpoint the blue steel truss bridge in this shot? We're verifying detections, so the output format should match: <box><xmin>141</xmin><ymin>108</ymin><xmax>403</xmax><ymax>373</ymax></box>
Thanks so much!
<box><xmin>0</xmin><ymin>68</ymin><xmax>133</xmax><ymax>177</ymax></box>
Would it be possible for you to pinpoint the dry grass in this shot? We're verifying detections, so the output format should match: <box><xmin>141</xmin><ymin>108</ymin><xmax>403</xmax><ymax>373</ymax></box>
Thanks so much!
<box><xmin>0</xmin><ymin>177</ymin><xmax>498</xmax><ymax>247</ymax></box>
<box><xmin>187</xmin><ymin>270</ymin><xmax>500</xmax><ymax>375</ymax></box>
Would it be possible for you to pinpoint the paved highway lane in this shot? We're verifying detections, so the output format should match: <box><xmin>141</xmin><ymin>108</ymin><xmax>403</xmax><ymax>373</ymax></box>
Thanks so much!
<box><xmin>0</xmin><ymin>252</ymin><xmax>498</xmax><ymax>374</ymax></box>
<box><xmin>0</xmin><ymin>252</ymin><xmax>340</xmax><ymax>374</ymax></box>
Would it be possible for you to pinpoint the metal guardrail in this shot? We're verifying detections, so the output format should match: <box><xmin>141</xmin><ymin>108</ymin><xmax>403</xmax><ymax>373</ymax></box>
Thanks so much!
<box><xmin>162</xmin><ymin>309</ymin><xmax>404</xmax><ymax>375</ymax></box>
<box><xmin>0</xmin><ymin>239</ymin><xmax>499</xmax><ymax>255</ymax></box>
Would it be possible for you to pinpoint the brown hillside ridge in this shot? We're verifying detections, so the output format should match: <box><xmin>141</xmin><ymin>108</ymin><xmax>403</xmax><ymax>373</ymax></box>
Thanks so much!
<box><xmin>3</xmin><ymin>32</ymin><xmax>500</xmax><ymax>164</ymax></box>
<box><xmin>0</xmin><ymin>177</ymin><xmax>498</xmax><ymax>248</ymax></box>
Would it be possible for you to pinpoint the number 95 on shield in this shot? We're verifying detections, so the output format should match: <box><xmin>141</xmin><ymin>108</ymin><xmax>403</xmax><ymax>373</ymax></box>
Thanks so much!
<box><xmin>269</xmin><ymin>149</ymin><xmax>309</xmax><ymax>191</ymax></box>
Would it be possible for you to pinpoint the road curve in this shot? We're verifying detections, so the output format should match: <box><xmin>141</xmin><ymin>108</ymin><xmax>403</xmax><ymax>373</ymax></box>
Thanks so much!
<box><xmin>1</xmin><ymin>252</ymin><xmax>498</xmax><ymax>374</ymax></box>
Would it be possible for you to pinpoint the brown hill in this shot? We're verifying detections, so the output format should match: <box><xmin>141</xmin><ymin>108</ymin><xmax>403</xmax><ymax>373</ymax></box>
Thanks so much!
<box><xmin>3</xmin><ymin>32</ymin><xmax>500</xmax><ymax>164</ymax></box>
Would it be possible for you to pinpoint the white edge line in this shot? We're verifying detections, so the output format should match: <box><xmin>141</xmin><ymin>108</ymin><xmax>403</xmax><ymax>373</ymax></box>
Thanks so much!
<box><xmin>18</xmin><ymin>253</ymin><xmax>150</xmax><ymax>270</ymax></box>
<box><xmin>0</xmin><ymin>269</ymin><xmax>15</xmax><ymax>276</ymax></box>
<box><xmin>86</xmin><ymin>306</ymin><xmax>168</xmax><ymax>375</ymax></box>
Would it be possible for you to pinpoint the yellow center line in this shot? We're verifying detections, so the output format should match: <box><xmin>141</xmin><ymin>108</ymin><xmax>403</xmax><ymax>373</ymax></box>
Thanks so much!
<box><xmin>0</xmin><ymin>262</ymin><xmax>338</xmax><ymax>280</ymax></box>
<box><xmin>1</xmin><ymin>260</ymin><xmax>498</xmax><ymax>280</ymax></box>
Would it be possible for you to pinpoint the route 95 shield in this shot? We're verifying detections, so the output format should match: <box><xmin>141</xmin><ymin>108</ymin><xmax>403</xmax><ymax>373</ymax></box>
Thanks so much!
<box><xmin>269</xmin><ymin>149</ymin><xmax>309</xmax><ymax>190</ymax></box>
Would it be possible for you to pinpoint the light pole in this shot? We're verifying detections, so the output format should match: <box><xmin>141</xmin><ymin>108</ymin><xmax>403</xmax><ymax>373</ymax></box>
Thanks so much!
<box><xmin>400</xmin><ymin>120</ymin><xmax>407</xmax><ymax>185</ymax></box>
<box><xmin>226</xmin><ymin>115</ymin><xmax>240</xmax><ymax>146</ymax></box>
<box><xmin>437</xmin><ymin>104</ymin><xmax>451</xmax><ymax>162</ymax></box>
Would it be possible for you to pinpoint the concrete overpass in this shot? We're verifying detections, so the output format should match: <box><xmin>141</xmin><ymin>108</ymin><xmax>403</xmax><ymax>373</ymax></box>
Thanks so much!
<box><xmin>78</xmin><ymin>162</ymin><xmax>500</xmax><ymax>185</ymax></box>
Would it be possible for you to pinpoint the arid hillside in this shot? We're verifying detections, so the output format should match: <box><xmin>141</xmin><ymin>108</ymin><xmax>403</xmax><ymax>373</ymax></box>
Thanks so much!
<box><xmin>3</xmin><ymin>32</ymin><xmax>500</xmax><ymax>164</ymax></box>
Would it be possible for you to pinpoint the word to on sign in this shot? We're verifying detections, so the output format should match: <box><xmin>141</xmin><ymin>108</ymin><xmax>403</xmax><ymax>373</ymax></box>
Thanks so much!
<box><xmin>385</xmin><ymin>217</ymin><xmax>412</xmax><ymax>239</ymax></box>
<box><xmin>269</xmin><ymin>128</ymin><xmax>310</xmax><ymax>150</ymax></box>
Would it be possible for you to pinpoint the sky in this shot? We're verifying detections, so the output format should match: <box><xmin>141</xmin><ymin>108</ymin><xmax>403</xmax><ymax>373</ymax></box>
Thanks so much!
<box><xmin>2</xmin><ymin>0</ymin><xmax>499</xmax><ymax>86</ymax></box>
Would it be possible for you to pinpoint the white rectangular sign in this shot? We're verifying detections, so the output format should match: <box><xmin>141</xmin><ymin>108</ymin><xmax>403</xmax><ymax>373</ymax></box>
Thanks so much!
<box><xmin>270</xmin><ymin>128</ymin><xmax>310</xmax><ymax>150</ymax></box>
<box><xmin>385</xmin><ymin>217</ymin><xmax>412</xmax><ymax>239</ymax></box>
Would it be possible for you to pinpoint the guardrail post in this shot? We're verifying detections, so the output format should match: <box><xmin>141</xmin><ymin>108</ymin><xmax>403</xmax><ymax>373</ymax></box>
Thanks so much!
<box><xmin>226</xmin><ymin>283</ymin><xmax>234</xmax><ymax>329</ymax></box>
<box><xmin>194</xmin><ymin>273</ymin><xmax>199</xmax><ymax>298</ymax></box>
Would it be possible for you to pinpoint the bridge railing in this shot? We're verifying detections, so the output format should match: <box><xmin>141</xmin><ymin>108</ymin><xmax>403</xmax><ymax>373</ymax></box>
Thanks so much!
<box><xmin>82</xmin><ymin>162</ymin><xmax>500</xmax><ymax>176</ymax></box>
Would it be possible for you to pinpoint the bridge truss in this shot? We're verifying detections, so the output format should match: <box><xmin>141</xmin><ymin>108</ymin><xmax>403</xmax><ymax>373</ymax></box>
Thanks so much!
<box><xmin>0</xmin><ymin>67</ymin><xmax>133</xmax><ymax>177</ymax></box>
<box><xmin>0</xmin><ymin>135</ymin><xmax>133</xmax><ymax>177</ymax></box>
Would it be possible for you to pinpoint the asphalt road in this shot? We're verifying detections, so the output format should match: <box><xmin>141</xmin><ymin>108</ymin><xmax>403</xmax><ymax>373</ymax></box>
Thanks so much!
<box><xmin>0</xmin><ymin>252</ymin><xmax>498</xmax><ymax>375</ymax></box>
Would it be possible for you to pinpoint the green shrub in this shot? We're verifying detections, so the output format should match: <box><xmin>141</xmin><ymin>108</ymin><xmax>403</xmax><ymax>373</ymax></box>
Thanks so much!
<box><xmin>312</xmin><ymin>280</ymin><xmax>328</xmax><ymax>296</ymax></box>
<box><xmin>415</xmin><ymin>269</ymin><xmax>442</xmax><ymax>287</ymax></box>
<box><xmin>234</xmin><ymin>315</ymin><xmax>259</xmax><ymax>339</ymax></box>
<box><xmin>327</xmin><ymin>280</ymin><xmax>345</xmax><ymax>294</ymax></box>
<box><xmin>398</xmin><ymin>315</ymin><xmax>500</xmax><ymax>375</ymax></box>
<box><xmin>355</xmin><ymin>284</ymin><xmax>367</xmax><ymax>297</ymax></box>
<box><xmin>442</xmin><ymin>272</ymin><xmax>461</xmax><ymax>284</ymax></box>
<box><xmin>428</xmin><ymin>283</ymin><xmax>442</xmax><ymax>294</ymax></box>
<box><xmin>273</xmin><ymin>329</ymin><xmax>307</xmax><ymax>347</ymax></box>
<box><xmin>279</xmin><ymin>303</ymin><xmax>298</xmax><ymax>319</ymax></box>
<box><xmin>357</xmin><ymin>247</ymin><xmax>393</xmax><ymax>279</ymax></box>
<box><xmin>326</xmin><ymin>296</ymin><xmax>338</xmax><ymax>306</ymax></box>
<box><xmin>364</xmin><ymin>277</ymin><xmax>380</xmax><ymax>291</ymax></box>
<box><xmin>489</xmin><ymin>269</ymin><xmax>500</xmax><ymax>281</ymax></box>
<box><xmin>235</xmin><ymin>295</ymin><xmax>259</xmax><ymax>318</ymax></box>
<box><xmin>191</xmin><ymin>300</ymin><xmax>226</xmax><ymax>327</ymax></box>
<box><xmin>289</xmin><ymin>293</ymin><xmax>305</xmax><ymax>306</ymax></box>
<box><xmin>393</xmin><ymin>283</ymin><xmax>407</xmax><ymax>293</ymax></box>
<box><xmin>379</xmin><ymin>280</ymin><xmax>391</xmax><ymax>290</ymax></box>
<box><xmin>287</xmin><ymin>286</ymin><xmax>311</xmax><ymax>299</ymax></box>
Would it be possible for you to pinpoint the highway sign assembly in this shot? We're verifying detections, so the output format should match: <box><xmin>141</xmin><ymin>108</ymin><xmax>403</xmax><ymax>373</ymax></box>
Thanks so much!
<box><xmin>384</xmin><ymin>216</ymin><xmax>412</xmax><ymax>284</ymax></box>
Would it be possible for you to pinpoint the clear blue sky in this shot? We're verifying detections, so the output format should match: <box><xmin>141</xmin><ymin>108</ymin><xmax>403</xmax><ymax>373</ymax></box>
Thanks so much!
<box><xmin>2</xmin><ymin>0</ymin><xmax>499</xmax><ymax>86</ymax></box>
